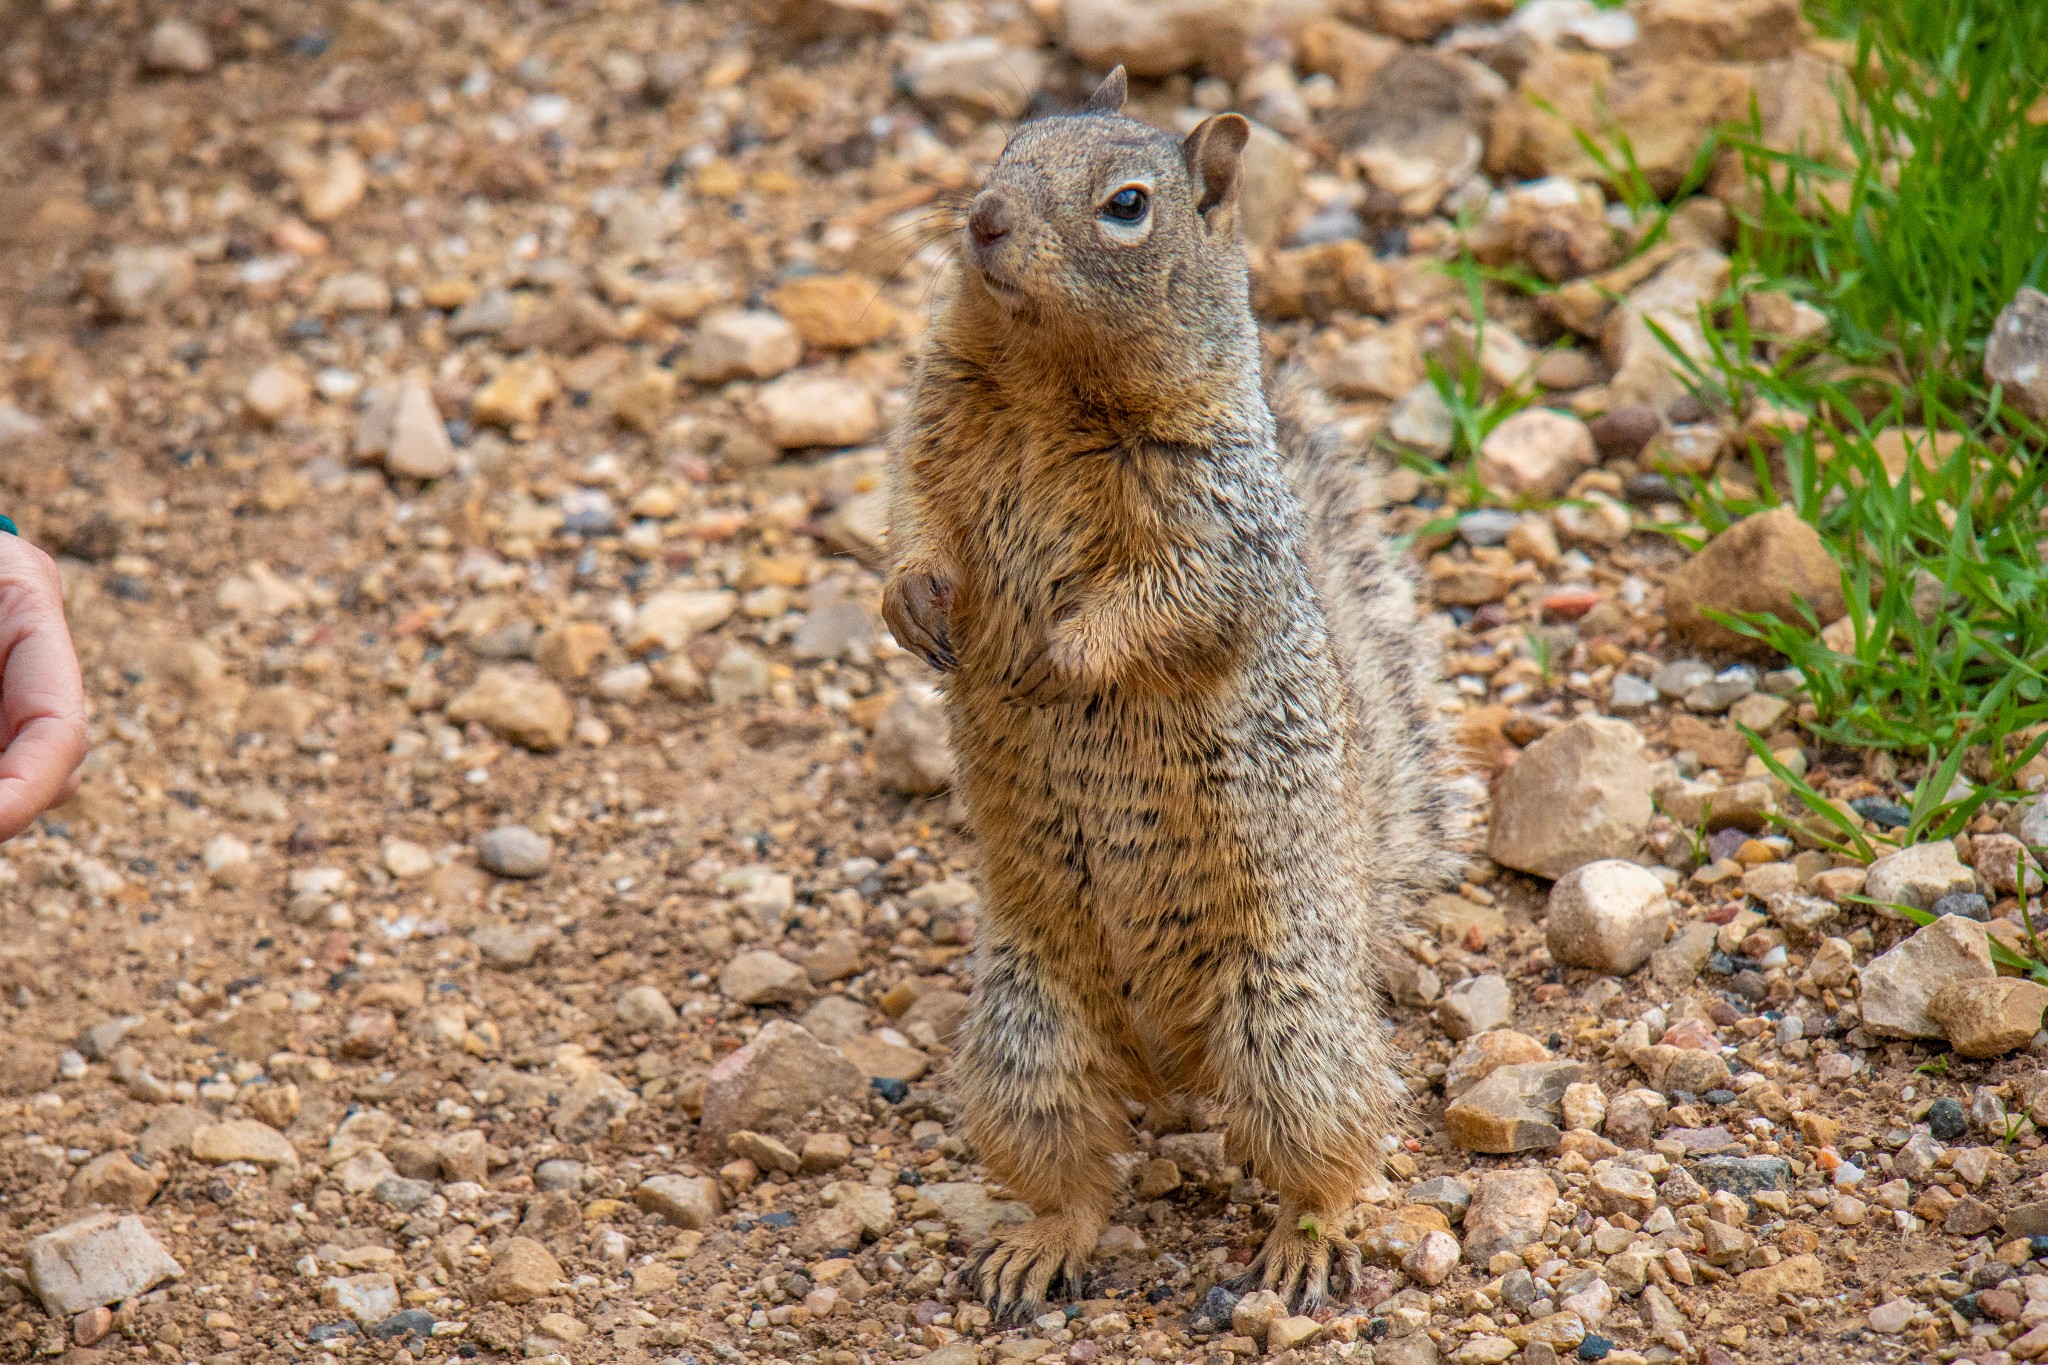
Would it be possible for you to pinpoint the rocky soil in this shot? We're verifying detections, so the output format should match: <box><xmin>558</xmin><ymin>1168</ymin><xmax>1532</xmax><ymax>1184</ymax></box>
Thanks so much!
<box><xmin>3</xmin><ymin>2</ymin><xmax>2047</xmax><ymax>1365</ymax></box>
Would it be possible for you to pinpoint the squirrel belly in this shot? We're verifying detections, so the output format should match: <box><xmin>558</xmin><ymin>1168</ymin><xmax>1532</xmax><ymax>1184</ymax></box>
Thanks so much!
<box><xmin>881</xmin><ymin>66</ymin><xmax>1465</xmax><ymax>1317</ymax></box>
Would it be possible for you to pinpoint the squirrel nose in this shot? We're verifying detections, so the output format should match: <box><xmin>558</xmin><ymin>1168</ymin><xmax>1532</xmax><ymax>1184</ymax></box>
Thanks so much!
<box><xmin>968</xmin><ymin>192</ymin><xmax>1015</xmax><ymax>250</ymax></box>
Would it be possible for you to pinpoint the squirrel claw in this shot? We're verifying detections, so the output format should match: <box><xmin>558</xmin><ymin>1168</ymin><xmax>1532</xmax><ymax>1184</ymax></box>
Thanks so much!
<box><xmin>1007</xmin><ymin>636</ymin><xmax>1082</xmax><ymax>707</ymax></box>
<box><xmin>969</xmin><ymin>1215</ymin><xmax>1094</xmax><ymax>1321</ymax></box>
<box><xmin>1239</xmin><ymin>1219</ymin><xmax>1364</xmax><ymax>1314</ymax></box>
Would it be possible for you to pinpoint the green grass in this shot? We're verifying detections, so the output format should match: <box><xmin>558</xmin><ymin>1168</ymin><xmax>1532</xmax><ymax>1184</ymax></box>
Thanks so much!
<box><xmin>1674</xmin><ymin>0</ymin><xmax>2048</xmax><ymax>772</ymax></box>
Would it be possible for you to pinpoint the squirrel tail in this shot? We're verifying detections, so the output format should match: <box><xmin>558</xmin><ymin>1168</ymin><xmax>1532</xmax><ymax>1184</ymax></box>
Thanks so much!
<box><xmin>1268</xmin><ymin>368</ymin><xmax>1476</xmax><ymax>904</ymax></box>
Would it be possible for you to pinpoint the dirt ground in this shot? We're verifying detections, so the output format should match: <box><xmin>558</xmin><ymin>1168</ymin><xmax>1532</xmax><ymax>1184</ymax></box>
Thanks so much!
<box><xmin>2</xmin><ymin>3</ymin><xmax>2045</xmax><ymax>1365</ymax></box>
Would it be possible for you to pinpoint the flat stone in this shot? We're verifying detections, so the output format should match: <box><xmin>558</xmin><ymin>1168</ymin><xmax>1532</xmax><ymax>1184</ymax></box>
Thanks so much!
<box><xmin>1445</xmin><ymin>1029</ymin><xmax>1551</xmax><ymax>1100</ymax></box>
<box><xmin>754</xmin><ymin>374</ymin><xmax>878</xmax><ymax>449</ymax></box>
<box><xmin>1444</xmin><ymin>1060</ymin><xmax>1587</xmax><ymax>1152</ymax></box>
<box><xmin>1407</xmin><ymin>1176</ymin><xmax>1473</xmax><ymax>1224</ymax></box>
<box><xmin>1546</xmin><ymin>860</ymin><xmax>1671</xmax><ymax>976</ymax></box>
<box><xmin>839</xmin><ymin>1033</ymin><xmax>930</xmax><ymax>1082</ymax></box>
<box><xmin>699</xmin><ymin>1019</ymin><xmax>866</xmax><ymax>1146</ymax></box>
<box><xmin>65</xmin><ymin>1153</ymin><xmax>164</xmax><ymax>1210</ymax></box>
<box><xmin>26</xmin><ymin>1214</ymin><xmax>183</xmax><ymax>1314</ymax></box>
<box><xmin>191</xmin><ymin>1119</ymin><xmax>297</xmax><ymax>1167</ymax></box>
<box><xmin>719</xmin><ymin>950</ymin><xmax>810</xmax><ymax>1006</ymax></box>
<box><xmin>688</xmin><ymin>308</ymin><xmax>802</xmax><ymax>383</ymax></box>
<box><xmin>1860</xmin><ymin>914</ymin><xmax>1997</xmax><ymax>1039</ymax></box>
<box><xmin>919</xmin><ymin>1181</ymin><xmax>1034</xmax><ymax>1238</ymax></box>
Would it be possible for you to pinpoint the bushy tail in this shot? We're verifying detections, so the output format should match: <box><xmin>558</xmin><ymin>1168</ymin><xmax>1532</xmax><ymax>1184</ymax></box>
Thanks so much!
<box><xmin>1268</xmin><ymin>369</ymin><xmax>1473</xmax><ymax>903</ymax></box>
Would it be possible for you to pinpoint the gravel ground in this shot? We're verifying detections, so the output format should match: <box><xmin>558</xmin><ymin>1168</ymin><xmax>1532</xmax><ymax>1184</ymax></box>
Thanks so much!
<box><xmin>4</xmin><ymin>3</ymin><xmax>2048</xmax><ymax>1365</ymax></box>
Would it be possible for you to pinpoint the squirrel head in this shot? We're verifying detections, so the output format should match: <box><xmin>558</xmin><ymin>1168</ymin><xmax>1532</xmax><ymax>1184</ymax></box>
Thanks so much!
<box><xmin>954</xmin><ymin>68</ymin><xmax>1257</xmax><ymax>380</ymax></box>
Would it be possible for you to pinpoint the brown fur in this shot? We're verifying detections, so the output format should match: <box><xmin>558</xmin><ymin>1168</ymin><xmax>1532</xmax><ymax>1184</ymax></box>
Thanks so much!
<box><xmin>881</xmin><ymin>69</ymin><xmax>1465</xmax><ymax>1316</ymax></box>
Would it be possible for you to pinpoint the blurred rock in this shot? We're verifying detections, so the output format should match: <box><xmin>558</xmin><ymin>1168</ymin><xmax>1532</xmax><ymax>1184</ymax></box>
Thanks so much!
<box><xmin>1985</xmin><ymin>287</ymin><xmax>2048</xmax><ymax>419</ymax></box>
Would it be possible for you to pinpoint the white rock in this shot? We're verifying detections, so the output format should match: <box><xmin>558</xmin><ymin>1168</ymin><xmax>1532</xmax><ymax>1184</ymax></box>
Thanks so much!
<box><xmin>141</xmin><ymin>19</ymin><xmax>212</xmax><ymax>73</ymax></box>
<box><xmin>1488</xmin><ymin>717</ymin><xmax>1654</xmax><ymax>879</ymax></box>
<box><xmin>27</xmin><ymin>1214</ymin><xmax>183</xmax><ymax>1314</ymax></box>
<box><xmin>689</xmin><ymin>309</ymin><xmax>802</xmax><ymax>383</ymax></box>
<box><xmin>629</xmin><ymin>590</ymin><xmax>737</xmax><ymax>654</ymax></box>
<box><xmin>1546</xmin><ymin>860</ymin><xmax>1671</xmax><ymax>976</ymax></box>
<box><xmin>1863</xmin><ymin>841</ymin><xmax>1978</xmax><ymax>916</ymax></box>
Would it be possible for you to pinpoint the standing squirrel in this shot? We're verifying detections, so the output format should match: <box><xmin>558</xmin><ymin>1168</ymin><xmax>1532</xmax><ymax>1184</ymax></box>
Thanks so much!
<box><xmin>881</xmin><ymin>68</ymin><xmax>1465</xmax><ymax>1315</ymax></box>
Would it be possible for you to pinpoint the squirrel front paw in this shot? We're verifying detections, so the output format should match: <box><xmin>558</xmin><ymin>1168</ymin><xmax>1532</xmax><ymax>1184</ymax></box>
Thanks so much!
<box><xmin>881</xmin><ymin>567</ymin><xmax>957</xmax><ymax>672</ymax></box>
<box><xmin>1006</xmin><ymin>630</ymin><xmax>1089</xmax><ymax>706</ymax></box>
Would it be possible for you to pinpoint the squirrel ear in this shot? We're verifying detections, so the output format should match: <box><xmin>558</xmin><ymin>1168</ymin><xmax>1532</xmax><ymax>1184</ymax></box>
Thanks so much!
<box><xmin>1182</xmin><ymin>113</ymin><xmax>1250</xmax><ymax>234</ymax></box>
<box><xmin>1084</xmin><ymin>66</ymin><xmax>1128</xmax><ymax>114</ymax></box>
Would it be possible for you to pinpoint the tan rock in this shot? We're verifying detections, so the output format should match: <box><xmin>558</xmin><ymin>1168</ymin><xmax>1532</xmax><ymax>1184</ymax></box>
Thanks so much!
<box><xmin>1488</xmin><ymin>717</ymin><xmax>1654</xmax><ymax>879</ymax></box>
<box><xmin>1928</xmin><ymin>978</ymin><xmax>2048</xmax><ymax>1058</ymax></box>
<box><xmin>1477</xmin><ymin>408</ymin><xmax>1596</xmax><ymax>499</ymax></box>
<box><xmin>482</xmin><ymin>1237</ymin><xmax>563</xmax><ymax>1304</ymax></box>
<box><xmin>471</xmin><ymin>358</ymin><xmax>559</xmax><ymax>428</ymax></box>
<box><xmin>767</xmin><ymin>274</ymin><xmax>897</xmax><ymax>350</ymax></box>
<box><xmin>1662</xmin><ymin>507</ymin><xmax>1845</xmax><ymax>656</ymax></box>
<box><xmin>445</xmin><ymin>668</ymin><xmax>573</xmax><ymax>752</ymax></box>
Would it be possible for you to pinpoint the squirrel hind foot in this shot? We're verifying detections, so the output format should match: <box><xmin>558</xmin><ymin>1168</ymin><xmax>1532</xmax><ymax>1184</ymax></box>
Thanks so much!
<box><xmin>1236</xmin><ymin>1218</ymin><xmax>1366</xmax><ymax>1314</ymax></box>
<box><xmin>969</xmin><ymin>1213</ymin><xmax>1098</xmax><ymax>1321</ymax></box>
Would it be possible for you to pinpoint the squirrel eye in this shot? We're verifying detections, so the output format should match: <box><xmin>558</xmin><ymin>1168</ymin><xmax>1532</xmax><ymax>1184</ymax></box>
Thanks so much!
<box><xmin>1101</xmin><ymin>186</ymin><xmax>1149</xmax><ymax>223</ymax></box>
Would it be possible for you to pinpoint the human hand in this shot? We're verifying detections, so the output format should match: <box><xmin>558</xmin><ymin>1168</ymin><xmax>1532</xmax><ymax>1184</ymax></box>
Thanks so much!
<box><xmin>0</xmin><ymin>534</ymin><xmax>89</xmax><ymax>841</ymax></box>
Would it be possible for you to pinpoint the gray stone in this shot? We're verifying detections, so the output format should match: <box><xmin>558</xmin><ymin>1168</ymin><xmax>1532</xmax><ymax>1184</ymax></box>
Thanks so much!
<box><xmin>1690</xmin><ymin>1155</ymin><xmax>1792</xmax><ymax>1207</ymax></box>
<box><xmin>1684</xmin><ymin>665</ymin><xmax>1759</xmax><ymax>714</ymax></box>
<box><xmin>373</xmin><ymin>1177</ymin><xmax>435</xmax><ymax>1211</ymax></box>
<box><xmin>534</xmin><ymin>1159</ymin><xmax>586</xmax><ymax>1192</ymax></box>
<box><xmin>478</xmin><ymin>824</ymin><xmax>553</xmax><ymax>879</ymax></box>
<box><xmin>1651</xmin><ymin>659</ymin><xmax>1714</xmax><ymax>699</ymax></box>
<box><xmin>1608</xmin><ymin>674</ymin><xmax>1658</xmax><ymax>711</ymax></box>
<box><xmin>26</xmin><ymin>1214</ymin><xmax>183</xmax><ymax>1314</ymax></box>
<box><xmin>1407</xmin><ymin>1176</ymin><xmax>1473</xmax><ymax>1224</ymax></box>
<box><xmin>1437</xmin><ymin>973</ymin><xmax>1513</xmax><ymax>1039</ymax></box>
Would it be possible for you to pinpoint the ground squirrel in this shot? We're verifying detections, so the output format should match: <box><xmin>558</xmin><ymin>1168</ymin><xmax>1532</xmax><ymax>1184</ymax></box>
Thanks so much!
<box><xmin>881</xmin><ymin>68</ymin><xmax>1465</xmax><ymax>1315</ymax></box>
